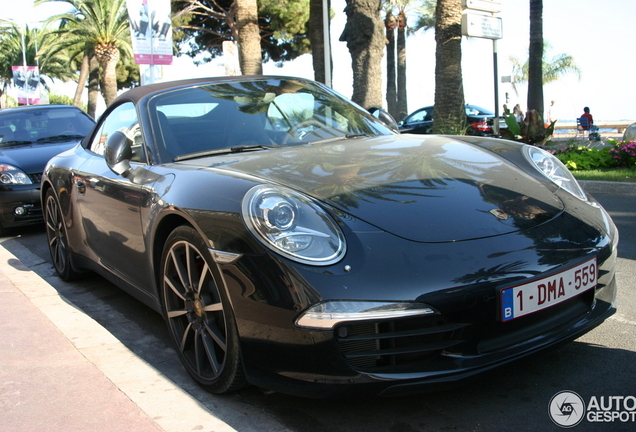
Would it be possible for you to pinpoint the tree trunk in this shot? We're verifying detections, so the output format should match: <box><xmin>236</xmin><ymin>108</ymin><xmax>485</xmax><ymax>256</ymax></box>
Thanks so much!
<box><xmin>396</xmin><ymin>11</ymin><xmax>408</xmax><ymax>121</ymax></box>
<box><xmin>433</xmin><ymin>0</ymin><xmax>465</xmax><ymax>134</ymax></box>
<box><xmin>95</xmin><ymin>43</ymin><xmax>120</xmax><ymax>106</ymax></box>
<box><xmin>236</xmin><ymin>0</ymin><xmax>263</xmax><ymax>75</ymax></box>
<box><xmin>385</xmin><ymin>11</ymin><xmax>397</xmax><ymax>117</ymax></box>
<box><xmin>87</xmin><ymin>56</ymin><xmax>100</xmax><ymax>119</ymax></box>
<box><xmin>73</xmin><ymin>51</ymin><xmax>90</xmax><ymax>107</ymax></box>
<box><xmin>339</xmin><ymin>0</ymin><xmax>385</xmax><ymax>109</ymax></box>
<box><xmin>309</xmin><ymin>0</ymin><xmax>332</xmax><ymax>84</ymax></box>
<box><xmin>527</xmin><ymin>0</ymin><xmax>544</xmax><ymax>119</ymax></box>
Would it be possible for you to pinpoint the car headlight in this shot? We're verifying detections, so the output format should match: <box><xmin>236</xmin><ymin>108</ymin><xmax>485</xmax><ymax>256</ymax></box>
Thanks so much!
<box><xmin>524</xmin><ymin>146</ymin><xmax>586</xmax><ymax>200</ymax></box>
<box><xmin>0</xmin><ymin>164</ymin><xmax>32</xmax><ymax>185</ymax></box>
<box><xmin>295</xmin><ymin>301</ymin><xmax>437</xmax><ymax>330</ymax></box>
<box><xmin>242</xmin><ymin>184</ymin><xmax>346</xmax><ymax>265</ymax></box>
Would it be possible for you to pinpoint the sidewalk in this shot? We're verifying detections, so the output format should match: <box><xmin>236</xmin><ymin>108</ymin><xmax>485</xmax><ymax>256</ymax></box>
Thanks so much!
<box><xmin>0</xmin><ymin>245</ymin><xmax>237</xmax><ymax>432</ymax></box>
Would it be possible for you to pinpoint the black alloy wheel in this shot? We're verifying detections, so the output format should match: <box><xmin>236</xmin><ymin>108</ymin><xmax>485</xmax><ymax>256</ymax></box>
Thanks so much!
<box><xmin>160</xmin><ymin>225</ymin><xmax>246</xmax><ymax>393</ymax></box>
<box><xmin>44</xmin><ymin>188</ymin><xmax>81</xmax><ymax>281</ymax></box>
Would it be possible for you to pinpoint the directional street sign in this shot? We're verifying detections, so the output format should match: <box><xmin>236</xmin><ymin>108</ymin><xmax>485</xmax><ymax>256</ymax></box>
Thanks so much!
<box><xmin>461</xmin><ymin>12</ymin><xmax>503</xmax><ymax>40</ymax></box>
<box><xmin>461</xmin><ymin>0</ymin><xmax>502</xmax><ymax>13</ymax></box>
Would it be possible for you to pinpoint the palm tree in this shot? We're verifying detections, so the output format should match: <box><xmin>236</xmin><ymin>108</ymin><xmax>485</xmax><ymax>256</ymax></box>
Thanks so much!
<box><xmin>384</xmin><ymin>9</ymin><xmax>398</xmax><ymax>117</ymax></box>
<box><xmin>37</xmin><ymin>0</ymin><xmax>134</xmax><ymax>106</ymax></box>
<box><xmin>433</xmin><ymin>0</ymin><xmax>465</xmax><ymax>134</ymax></box>
<box><xmin>36</xmin><ymin>21</ymin><xmax>91</xmax><ymax>108</ymax></box>
<box><xmin>383</xmin><ymin>0</ymin><xmax>435</xmax><ymax>121</ymax></box>
<box><xmin>340</xmin><ymin>0</ymin><xmax>385</xmax><ymax>109</ymax></box>
<box><xmin>509</xmin><ymin>44</ymin><xmax>581</xmax><ymax>98</ymax></box>
<box><xmin>235</xmin><ymin>0</ymin><xmax>263</xmax><ymax>74</ymax></box>
<box><xmin>0</xmin><ymin>21</ymin><xmax>75</xmax><ymax>87</ymax></box>
<box><xmin>396</xmin><ymin>8</ymin><xmax>407</xmax><ymax>120</ymax></box>
<box><xmin>527</xmin><ymin>0</ymin><xmax>543</xmax><ymax>118</ymax></box>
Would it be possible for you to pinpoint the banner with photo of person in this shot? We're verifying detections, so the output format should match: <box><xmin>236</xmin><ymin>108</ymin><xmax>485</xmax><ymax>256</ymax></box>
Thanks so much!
<box><xmin>127</xmin><ymin>0</ymin><xmax>173</xmax><ymax>65</ymax></box>
<box><xmin>12</xmin><ymin>66</ymin><xmax>41</xmax><ymax>105</ymax></box>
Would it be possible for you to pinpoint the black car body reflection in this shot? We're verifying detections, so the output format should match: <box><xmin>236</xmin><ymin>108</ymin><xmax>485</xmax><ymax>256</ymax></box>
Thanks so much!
<box><xmin>42</xmin><ymin>76</ymin><xmax>617</xmax><ymax>398</ymax></box>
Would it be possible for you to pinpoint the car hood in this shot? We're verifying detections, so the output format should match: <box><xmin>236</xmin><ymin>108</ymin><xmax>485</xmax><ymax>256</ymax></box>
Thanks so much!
<box><xmin>198</xmin><ymin>135</ymin><xmax>564</xmax><ymax>242</ymax></box>
<box><xmin>0</xmin><ymin>141</ymin><xmax>79</xmax><ymax>174</ymax></box>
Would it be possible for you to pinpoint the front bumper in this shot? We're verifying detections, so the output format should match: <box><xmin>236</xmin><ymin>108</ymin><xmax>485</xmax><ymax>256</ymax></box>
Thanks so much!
<box><xmin>238</xmin><ymin>270</ymin><xmax>616</xmax><ymax>398</ymax></box>
<box><xmin>219</xmin><ymin>191</ymin><xmax>618</xmax><ymax>398</ymax></box>
<box><xmin>0</xmin><ymin>185</ymin><xmax>44</xmax><ymax>231</ymax></box>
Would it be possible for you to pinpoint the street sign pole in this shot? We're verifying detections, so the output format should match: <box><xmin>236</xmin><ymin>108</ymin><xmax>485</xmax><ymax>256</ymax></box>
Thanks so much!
<box><xmin>461</xmin><ymin>0</ymin><xmax>502</xmax><ymax>136</ymax></box>
<box><xmin>493</xmin><ymin>39</ymin><xmax>499</xmax><ymax>135</ymax></box>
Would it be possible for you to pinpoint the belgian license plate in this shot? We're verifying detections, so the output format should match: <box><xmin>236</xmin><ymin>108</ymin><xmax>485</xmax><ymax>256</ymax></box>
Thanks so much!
<box><xmin>500</xmin><ymin>257</ymin><xmax>597</xmax><ymax>322</ymax></box>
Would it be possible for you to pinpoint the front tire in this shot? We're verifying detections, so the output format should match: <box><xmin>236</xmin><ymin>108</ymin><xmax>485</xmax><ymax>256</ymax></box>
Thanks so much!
<box><xmin>160</xmin><ymin>225</ymin><xmax>247</xmax><ymax>393</ymax></box>
<box><xmin>44</xmin><ymin>188</ymin><xmax>81</xmax><ymax>281</ymax></box>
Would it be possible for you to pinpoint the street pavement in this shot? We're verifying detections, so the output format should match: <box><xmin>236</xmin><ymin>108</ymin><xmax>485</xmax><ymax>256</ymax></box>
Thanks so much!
<box><xmin>0</xmin><ymin>181</ymin><xmax>634</xmax><ymax>432</ymax></box>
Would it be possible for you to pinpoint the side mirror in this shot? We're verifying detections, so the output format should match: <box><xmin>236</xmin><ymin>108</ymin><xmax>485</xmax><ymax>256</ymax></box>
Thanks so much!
<box><xmin>368</xmin><ymin>107</ymin><xmax>400</xmax><ymax>133</ymax></box>
<box><xmin>104</xmin><ymin>130</ymin><xmax>133</xmax><ymax>177</ymax></box>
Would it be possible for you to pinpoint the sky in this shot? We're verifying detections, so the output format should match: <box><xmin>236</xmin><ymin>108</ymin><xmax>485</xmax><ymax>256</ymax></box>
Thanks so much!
<box><xmin>2</xmin><ymin>0</ymin><xmax>635</xmax><ymax>121</ymax></box>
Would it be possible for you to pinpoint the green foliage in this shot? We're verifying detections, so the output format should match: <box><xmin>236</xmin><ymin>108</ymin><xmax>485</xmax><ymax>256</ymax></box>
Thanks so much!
<box><xmin>0</xmin><ymin>94</ymin><xmax>17</xmax><ymax>107</ymax></box>
<box><xmin>500</xmin><ymin>109</ymin><xmax>555</xmax><ymax>145</ymax></box>
<box><xmin>48</xmin><ymin>94</ymin><xmax>87</xmax><ymax>111</ymax></box>
<box><xmin>49</xmin><ymin>94</ymin><xmax>74</xmax><ymax>105</ymax></box>
<box><xmin>554</xmin><ymin>146</ymin><xmax>615</xmax><ymax>170</ymax></box>
<box><xmin>553</xmin><ymin>140</ymin><xmax>636</xmax><ymax>172</ymax></box>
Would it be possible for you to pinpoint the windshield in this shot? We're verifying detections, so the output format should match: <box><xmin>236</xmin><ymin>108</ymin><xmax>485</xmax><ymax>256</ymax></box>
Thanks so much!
<box><xmin>0</xmin><ymin>107</ymin><xmax>94</xmax><ymax>146</ymax></box>
<box><xmin>149</xmin><ymin>78</ymin><xmax>395</xmax><ymax>161</ymax></box>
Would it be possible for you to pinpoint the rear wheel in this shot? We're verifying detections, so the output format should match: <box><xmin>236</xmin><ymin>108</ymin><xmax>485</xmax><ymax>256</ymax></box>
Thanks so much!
<box><xmin>44</xmin><ymin>188</ymin><xmax>81</xmax><ymax>281</ymax></box>
<box><xmin>160</xmin><ymin>225</ymin><xmax>246</xmax><ymax>393</ymax></box>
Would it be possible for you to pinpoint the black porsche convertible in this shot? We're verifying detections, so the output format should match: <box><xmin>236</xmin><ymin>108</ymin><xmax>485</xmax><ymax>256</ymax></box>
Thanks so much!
<box><xmin>42</xmin><ymin>76</ymin><xmax>618</xmax><ymax>398</ymax></box>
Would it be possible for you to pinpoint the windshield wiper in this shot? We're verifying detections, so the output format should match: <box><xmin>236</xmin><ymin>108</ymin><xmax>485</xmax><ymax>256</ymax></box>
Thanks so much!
<box><xmin>37</xmin><ymin>134</ymin><xmax>85</xmax><ymax>142</ymax></box>
<box><xmin>0</xmin><ymin>140</ymin><xmax>33</xmax><ymax>146</ymax></box>
<box><xmin>174</xmin><ymin>144</ymin><xmax>270</xmax><ymax>162</ymax></box>
<box><xmin>344</xmin><ymin>133</ymin><xmax>373</xmax><ymax>139</ymax></box>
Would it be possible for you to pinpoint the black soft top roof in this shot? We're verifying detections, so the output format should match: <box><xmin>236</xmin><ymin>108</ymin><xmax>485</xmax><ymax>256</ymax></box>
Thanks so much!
<box><xmin>111</xmin><ymin>75</ymin><xmax>310</xmax><ymax>105</ymax></box>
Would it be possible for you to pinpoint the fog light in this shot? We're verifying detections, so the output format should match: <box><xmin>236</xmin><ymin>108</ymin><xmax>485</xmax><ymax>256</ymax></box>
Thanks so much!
<box><xmin>14</xmin><ymin>206</ymin><xmax>26</xmax><ymax>216</ymax></box>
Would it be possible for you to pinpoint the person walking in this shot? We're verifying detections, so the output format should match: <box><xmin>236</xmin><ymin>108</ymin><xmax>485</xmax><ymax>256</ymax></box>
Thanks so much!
<box><xmin>547</xmin><ymin>100</ymin><xmax>557</xmax><ymax>123</ymax></box>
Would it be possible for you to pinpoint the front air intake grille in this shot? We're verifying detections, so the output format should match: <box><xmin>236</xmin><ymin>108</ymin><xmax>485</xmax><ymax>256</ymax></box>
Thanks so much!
<box><xmin>29</xmin><ymin>173</ymin><xmax>43</xmax><ymax>184</ymax></box>
<box><xmin>336</xmin><ymin>316</ymin><xmax>468</xmax><ymax>372</ymax></box>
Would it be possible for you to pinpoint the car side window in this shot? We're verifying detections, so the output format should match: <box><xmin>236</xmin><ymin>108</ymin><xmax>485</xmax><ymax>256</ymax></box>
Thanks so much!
<box><xmin>406</xmin><ymin>109</ymin><xmax>431</xmax><ymax>124</ymax></box>
<box><xmin>88</xmin><ymin>103</ymin><xmax>145</xmax><ymax>163</ymax></box>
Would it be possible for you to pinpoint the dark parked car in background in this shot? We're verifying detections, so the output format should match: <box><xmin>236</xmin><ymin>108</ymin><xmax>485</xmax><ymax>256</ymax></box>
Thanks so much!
<box><xmin>0</xmin><ymin>104</ymin><xmax>95</xmax><ymax>235</ymax></box>
<box><xmin>399</xmin><ymin>104</ymin><xmax>507</xmax><ymax>136</ymax></box>
<box><xmin>43</xmin><ymin>76</ymin><xmax>617</xmax><ymax>398</ymax></box>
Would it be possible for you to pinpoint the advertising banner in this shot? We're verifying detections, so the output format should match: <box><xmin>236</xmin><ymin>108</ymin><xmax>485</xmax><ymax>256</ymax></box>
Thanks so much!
<box><xmin>127</xmin><ymin>0</ymin><xmax>173</xmax><ymax>65</ymax></box>
<box><xmin>12</xmin><ymin>66</ymin><xmax>41</xmax><ymax>105</ymax></box>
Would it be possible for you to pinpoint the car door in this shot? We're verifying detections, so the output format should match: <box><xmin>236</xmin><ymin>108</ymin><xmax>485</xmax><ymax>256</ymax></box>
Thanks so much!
<box><xmin>73</xmin><ymin>102</ymin><xmax>154</xmax><ymax>291</ymax></box>
<box><xmin>400</xmin><ymin>107</ymin><xmax>433</xmax><ymax>134</ymax></box>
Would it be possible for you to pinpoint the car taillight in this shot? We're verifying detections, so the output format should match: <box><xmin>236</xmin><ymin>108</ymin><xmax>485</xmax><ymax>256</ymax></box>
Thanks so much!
<box><xmin>470</xmin><ymin>121</ymin><xmax>492</xmax><ymax>132</ymax></box>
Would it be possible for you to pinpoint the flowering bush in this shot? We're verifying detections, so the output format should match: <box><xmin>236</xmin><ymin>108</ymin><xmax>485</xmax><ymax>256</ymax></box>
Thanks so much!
<box><xmin>609</xmin><ymin>140</ymin><xmax>636</xmax><ymax>167</ymax></box>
